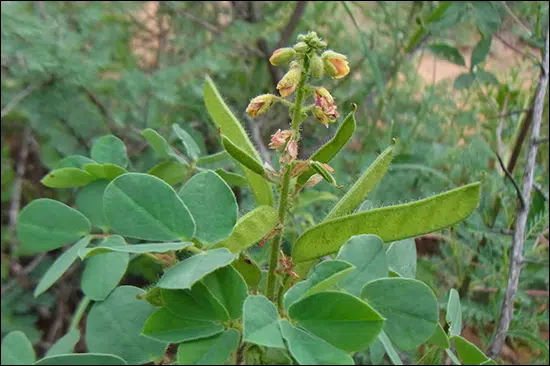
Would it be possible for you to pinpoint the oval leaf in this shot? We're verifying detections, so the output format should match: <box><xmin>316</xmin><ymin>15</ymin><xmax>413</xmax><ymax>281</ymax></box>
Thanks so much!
<box><xmin>80</xmin><ymin>241</ymin><xmax>192</xmax><ymax>259</ymax></box>
<box><xmin>361</xmin><ymin>278</ymin><xmax>438</xmax><ymax>350</ymax></box>
<box><xmin>179</xmin><ymin>171</ymin><xmax>238</xmax><ymax>244</ymax></box>
<box><xmin>221</xmin><ymin>135</ymin><xmax>266</xmax><ymax>177</ymax></box>
<box><xmin>386</xmin><ymin>238</ymin><xmax>416</xmax><ymax>278</ymax></box>
<box><xmin>148</xmin><ymin>160</ymin><xmax>189</xmax><ymax>186</ymax></box>
<box><xmin>232</xmin><ymin>255</ymin><xmax>262</xmax><ymax>289</ymax></box>
<box><xmin>17</xmin><ymin>199</ymin><xmax>91</xmax><ymax>255</ymax></box>
<box><xmin>215</xmin><ymin>169</ymin><xmax>248</xmax><ymax>187</ymax></box>
<box><xmin>45</xmin><ymin>328</ymin><xmax>80</xmax><ymax>357</ymax></box>
<box><xmin>177</xmin><ymin>329</ymin><xmax>240</xmax><ymax>365</ymax></box>
<box><xmin>91</xmin><ymin>135</ymin><xmax>128</xmax><ymax>168</ymax></box>
<box><xmin>161</xmin><ymin>283</ymin><xmax>230</xmax><ymax>322</ymax></box>
<box><xmin>428</xmin><ymin>43</ymin><xmax>466</xmax><ymax>66</ymax></box>
<box><xmin>33</xmin><ymin>353</ymin><xmax>127</xmax><ymax>365</ymax></box>
<box><xmin>173</xmin><ymin>124</ymin><xmax>201</xmax><ymax>161</ymax></box>
<box><xmin>292</xmin><ymin>182</ymin><xmax>481</xmax><ymax>262</ymax></box>
<box><xmin>83</xmin><ymin>163</ymin><xmax>126</xmax><ymax>180</ymax></box>
<box><xmin>41</xmin><ymin>168</ymin><xmax>96</xmax><ymax>188</ymax></box>
<box><xmin>243</xmin><ymin>295</ymin><xmax>285</xmax><ymax>349</ymax></box>
<box><xmin>76</xmin><ymin>180</ymin><xmax>109</xmax><ymax>230</ymax></box>
<box><xmin>103</xmin><ymin>173</ymin><xmax>195</xmax><ymax>241</ymax></box>
<box><xmin>1</xmin><ymin>331</ymin><xmax>36</xmax><ymax>365</ymax></box>
<box><xmin>56</xmin><ymin>155</ymin><xmax>96</xmax><ymax>169</ymax></box>
<box><xmin>453</xmin><ymin>335</ymin><xmax>492</xmax><ymax>365</ymax></box>
<box><xmin>446</xmin><ymin>288</ymin><xmax>462</xmax><ymax>337</ymax></box>
<box><xmin>428</xmin><ymin>323</ymin><xmax>450</xmax><ymax>349</ymax></box>
<box><xmin>141</xmin><ymin>128</ymin><xmax>189</xmax><ymax>166</ymax></box>
<box><xmin>202</xmin><ymin>265</ymin><xmax>248</xmax><ymax>319</ymax></box>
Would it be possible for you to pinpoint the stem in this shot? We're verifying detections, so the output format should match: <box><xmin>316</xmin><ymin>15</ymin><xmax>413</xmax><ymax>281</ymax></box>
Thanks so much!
<box><xmin>291</xmin><ymin>55</ymin><xmax>311</xmax><ymax>140</ymax></box>
<box><xmin>70</xmin><ymin>295</ymin><xmax>91</xmax><ymax>329</ymax></box>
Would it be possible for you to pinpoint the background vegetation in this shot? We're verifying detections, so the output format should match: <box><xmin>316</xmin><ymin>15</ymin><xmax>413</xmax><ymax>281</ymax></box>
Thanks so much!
<box><xmin>1</xmin><ymin>1</ymin><xmax>548</xmax><ymax>364</ymax></box>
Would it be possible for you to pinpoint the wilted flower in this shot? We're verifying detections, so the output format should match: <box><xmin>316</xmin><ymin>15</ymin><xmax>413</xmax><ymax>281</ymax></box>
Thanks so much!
<box><xmin>313</xmin><ymin>87</ymin><xmax>339</xmax><ymax>127</ymax></box>
<box><xmin>292</xmin><ymin>160</ymin><xmax>310</xmax><ymax>177</ymax></box>
<box><xmin>268</xmin><ymin>129</ymin><xmax>292</xmax><ymax>150</ymax></box>
<box><xmin>322</xmin><ymin>50</ymin><xmax>350</xmax><ymax>79</ymax></box>
<box><xmin>280</xmin><ymin>138</ymin><xmax>298</xmax><ymax>164</ymax></box>
<box><xmin>269</xmin><ymin>47</ymin><xmax>296</xmax><ymax>66</ymax></box>
<box><xmin>246</xmin><ymin>94</ymin><xmax>275</xmax><ymax>118</ymax></box>
<box><xmin>277</xmin><ymin>64</ymin><xmax>302</xmax><ymax>98</ymax></box>
<box><xmin>303</xmin><ymin>174</ymin><xmax>323</xmax><ymax>187</ymax></box>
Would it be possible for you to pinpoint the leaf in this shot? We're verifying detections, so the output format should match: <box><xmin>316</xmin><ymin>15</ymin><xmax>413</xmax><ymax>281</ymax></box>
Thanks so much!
<box><xmin>242</xmin><ymin>295</ymin><xmax>285</xmax><ymax>349</ymax></box>
<box><xmin>335</xmin><ymin>234</ymin><xmax>388</xmax><ymax>296</ymax></box>
<box><xmin>196</xmin><ymin>151</ymin><xmax>230</xmax><ymax>167</ymax></box>
<box><xmin>361</xmin><ymin>278</ymin><xmax>438</xmax><ymax>350</ymax></box>
<box><xmin>475</xmin><ymin>70</ymin><xmax>499</xmax><ymax>85</ymax></box>
<box><xmin>369</xmin><ymin>336</ymin><xmax>386</xmax><ymax>365</ymax></box>
<box><xmin>212</xmin><ymin>206</ymin><xmax>278</xmax><ymax>253</ymax></box>
<box><xmin>141</xmin><ymin>128</ymin><xmax>189</xmax><ymax>166</ymax></box>
<box><xmin>324</xmin><ymin>145</ymin><xmax>393</xmax><ymax>220</ymax></box>
<box><xmin>386</xmin><ymin>238</ymin><xmax>416</xmax><ymax>278</ymax></box>
<box><xmin>81</xmin><ymin>236</ymin><xmax>129</xmax><ymax>301</ymax></box>
<box><xmin>292</xmin><ymin>182</ymin><xmax>481</xmax><ymax>263</ymax></box>
<box><xmin>176</xmin><ymin>329</ymin><xmax>240</xmax><ymax>365</ymax></box>
<box><xmin>173</xmin><ymin>124</ymin><xmax>201</xmax><ymax>161</ymax></box>
<box><xmin>202</xmin><ymin>265</ymin><xmax>248</xmax><ymax>319</ymax></box>
<box><xmin>288</xmin><ymin>291</ymin><xmax>384</xmax><ymax>352</ymax></box>
<box><xmin>428</xmin><ymin>323</ymin><xmax>450</xmax><ymax>349</ymax></box>
<box><xmin>232</xmin><ymin>255</ymin><xmax>262</xmax><ymax>289</ymax></box>
<box><xmin>34</xmin><ymin>235</ymin><xmax>92</xmax><ymax>297</ymax></box>
<box><xmin>428</xmin><ymin>43</ymin><xmax>466</xmax><ymax>66</ymax></box>
<box><xmin>378</xmin><ymin>330</ymin><xmax>403</xmax><ymax>365</ymax></box>
<box><xmin>148</xmin><ymin>160</ymin><xmax>189</xmax><ymax>186</ymax></box>
<box><xmin>297</xmin><ymin>107</ymin><xmax>356</xmax><ymax>186</ymax></box>
<box><xmin>453</xmin><ymin>336</ymin><xmax>492</xmax><ymax>365</ymax></box>
<box><xmin>83</xmin><ymin>163</ymin><xmax>126</xmax><ymax>180</ymax></box>
<box><xmin>179</xmin><ymin>171</ymin><xmax>238</xmax><ymax>244</ymax></box>
<box><xmin>56</xmin><ymin>155</ymin><xmax>96</xmax><ymax>169</ymax></box>
<box><xmin>214</xmin><ymin>169</ymin><xmax>248</xmax><ymax>187</ymax></box>
<box><xmin>1</xmin><ymin>331</ymin><xmax>36</xmax><ymax>365</ymax></box>
<box><xmin>33</xmin><ymin>353</ymin><xmax>127</xmax><ymax>365</ymax></box>
<box><xmin>156</xmin><ymin>248</ymin><xmax>236</xmax><ymax>290</ymax></box>
<box><xmin>471</xmin><ymin>37</ymin><xmax>492</xmax><ymax>67</ymax></box>
<box><xmin>45</xmin><ymin>328</ymin><xmax>80</xmax><ymax>357</ymax></box>
<box><xmin>221</xmin><ymin>135</ymin><xmax>266</xmax><ymax>177</ymax></box>
<box><xmin>142</xmin><ymin>308</ymin><xmax>223</xmax><ymax>343</ymax></box>
<box><xmin>472</xmin><ymin>2</ymin><xmax>501</xmax><ymax>39</ymax></box>
<box><xmin>454</xmin><ymin>73</ymin><xmax>475</xmax><ymax>90</ymax></box>
<box><xmin>17</xmin><ymin>199</ymin><xmax>91</xmax><ymax>255</ymax></box>
<box><xmin>90</xmin><ymin>135</ymin><xmax>128</xmax><ymax>168</ymax></box>
<box><xmin>80</xmin><ymin>241</ymin><xmax>193</xmax><ymax>259</ymax></box>
<box><xmin>283</xmin><ymin>260</ymin><xmax>355</xmax><ymax>311</ymax></box>
<box><xmin>203</xmin><ymin>76</ymin><xmax>273</xmax><ymax>206</ymax></box>
<box><xmin>279</xmin><ymin>319</ymin><xmax>354</xmax><ymax>365</ymax></box>
<box><xmin>41</xmin><ymin>168</ymin><xmax>97</xmax><ymax>188</ymax></box>
<box><xmin>75</xmin><ymin>180</ymin><xmax>109</xmax><ymax>230</ymax></box>
<box><xmin>86</xmin><ymin>286</ymin><xmax>168</xmax><ymax>364</ymax></box>
<box><xmin>103</xmin><ymin>173</ymin><xmax>195</xmax><ymax>241</ymax></box>
<box><xmin>446</xmin><ymin>289</ymin><xmax>462</xmax><ymax>337</ymax></box>
<box><xmin>161</xmin><ymin>283</ymin><xmax>229</xmax><ymax>322</ymax></box>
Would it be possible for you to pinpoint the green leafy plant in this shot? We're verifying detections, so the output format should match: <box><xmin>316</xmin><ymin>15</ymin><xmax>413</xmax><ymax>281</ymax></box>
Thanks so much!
<box><xmin>3</xmin><ymin>31</ymin><xmax>492</xmax><ymax>365</ymax></box>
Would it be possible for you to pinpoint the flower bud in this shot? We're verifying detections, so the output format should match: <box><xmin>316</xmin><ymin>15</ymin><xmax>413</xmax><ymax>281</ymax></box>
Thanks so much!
<box><xmin>322</xmin><ymin>50</ymin><xmax>350</xmax><ymax>79</ymax></box>
<box><xmin>310</xmin><ymin>54</ymin><xmax>324</xmax><ymax>79</ymax></box>
<box><xmin>277</xmin><ymin>65</ymin><xmax>302</xmax><ymax>98</ymax></box>
<box><xmin>293</xmin><ymin>41</ymin><xmax>309</xmax><ymax>53</ymax></box>
<box><xmin>280</xmin><ymin>138</ymin><xmax>298</xmax><ymax>164</ymax></box>
<box><xmin>313</xmin><ymin>87</ymin><xmax>339</xmax><ymax>127</ymax></box>
<box><xmin>268</xmin><ymin>129</ymin><xmax>292</xmax><ymax>150</ymax></box>
<box><xmin>246</xmin><ymin>94</ymin><xmax>275</xmax><ymax>118</ymax></box>
<box><xmin>269</xmin><ymin>47</ymin><xmax>296</xmax><ymax>66</ymax></box>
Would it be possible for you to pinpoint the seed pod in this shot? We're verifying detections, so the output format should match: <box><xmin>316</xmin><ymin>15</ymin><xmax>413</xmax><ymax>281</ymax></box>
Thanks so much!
<box><xmin>222</xmin><ymin>135</ymin><xmax>266</xmax><ymax>177</ymax></box>
<box><xmin>311</xmin><ymin>161</ymin><xmax>340</xmax><ymax>188</ymax></box>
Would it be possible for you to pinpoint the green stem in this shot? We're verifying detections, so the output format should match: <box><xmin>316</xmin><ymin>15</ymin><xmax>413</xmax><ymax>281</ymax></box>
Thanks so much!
<box><xmin>291</xmin><ymin>55</ymin><xmax>311</xmax><ymax>140</ymax></box>
<box><xmin>70</xmin><ymin>295</ymin><xmax>91</xmax><ymax>329</ymax></box>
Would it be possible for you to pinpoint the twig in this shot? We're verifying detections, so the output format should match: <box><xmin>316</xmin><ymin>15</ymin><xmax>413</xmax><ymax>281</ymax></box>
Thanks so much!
<box><xmin>81</xmin><ymin>87</ymin><xmax>118</xmax><ymax>132</ymax></box>
<box><xmin>495</xmin><ymin>152</ymin><xmax>526</xmax><ymax>209</ymax></box>
<box><xmin>0</xmin><ymin>253</ymin><xmax>46</xmax><ymax>295</ymax></box>
<box><xmin>493</xmin><ymin>32</ymin><xmax>540</xmax><ymax>66</ymax></box>
<box><xmin>496</xmin><ymin>94</ymin><xmax>509</xmax><ymax>157</ymax></box>
<box><xmin>1</xmin><ymin>81</ymin><xmax>45</xmax><ymax>118</ymax></box>
<box><xmin>487</xmin><ymin>28</ymin><xmax>549</xmax><ymax>360</ymax></box>
<box><xmin>486</xmin><ymin>108</ymin><xmax>532</xmax><ymax>120</ymax></box>
<box><xmin>534</xmin><ymin>136</ymin><xmax>549</xmax><ymax>145</ymax></box>
<box><xmin>500</xmin><ymin>1</ymin><xmax>532</xmax><ymax>37</ymax></box>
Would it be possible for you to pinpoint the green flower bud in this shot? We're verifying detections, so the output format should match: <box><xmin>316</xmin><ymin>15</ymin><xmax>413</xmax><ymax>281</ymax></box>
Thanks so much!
<box><xmin>310</xmin><ymin>54</ymin><xmax>324</xmax><ymax>79</ymax></box>
<box><xmin>322</xmin><ymin>50</ymin><xmax>350</xmax><ymax>79</ymax></box>
<box><xmin>269</xmin><ymin>47</ymin><xmax>296</xmax><ymax>66</ymax></box>
<box><xmin>293</xmin><ymin>41</ymin><xmax>309</xmax><ymax>53</ymax></box>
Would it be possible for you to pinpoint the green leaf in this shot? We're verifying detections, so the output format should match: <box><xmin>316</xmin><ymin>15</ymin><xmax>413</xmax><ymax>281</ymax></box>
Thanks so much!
<box><xmin>453</xmin><ymin>336</ymin><xmax>492</xmax><ymax>365</ymax></box>
<box><xmin>1</xmin><ymin>331</ymin><xmax>36</xmax><ymax>365</ymax></box>
<box><xmin>471</xmin><ymin>37</ymin><xmax>492</xmax><ymax>67</ymax></box>
<box><xmin>446</xmin><ymin>349</ymin><xmax>462</xmax><ymax>365</ymax></box>
<box><xmin>142</xmin><ymin>308</ymin><xmax>223</xmax><ymax>343</ymax></box>
<box><xmin>141</xmin><ymin>128</ymin><xmax>188</xmax><ymax>166</ymax></box>
<box><xmin>325</xmin><ymin>145</ymin><xmax>393</xmax><ymax>220</ymax></box>
<box><xmin>56</xmin><ymin>155</ymin><xmax>96</xmax><ymax>169</ymax></box>
<box><xmin>196</xmin><ymin>151</ymin><xmax>230</xmax><ymax>167</ymax></box>
<box><xmin>34</xmin><ymin>235</ymin><xmax>92</xmax><ymax>297</ymax></box>
<box><xmin>454</xmin><ymin>73</ymin><xmax>475</xmax><ymax>90</ymax></box>
<box><xmin>386</xmin><ymin>238</ymin><xmax>416</xmax><ymax>278</ymax></box>
<box><xmin>17</xmin><ymin>199</ymin><xmax>91</xmax><ymax>255</ymax></box>
<box><xmin>211</xmin><ymin>206</ymin><xmax>278</xmax><ymax>253</ymax></box>
<box><xmin>41</xmin><ymin>168</ymin><xmax>96</xmax><ymax>188</ymax></box>
<box><xmin>428</xmin><ymin>323</ymin><xmax>450</xmax><ymax>349</ymax></box>
<box><xmin>378</xmin><ymin>330</ymin><xmax>403</xmax><ymax>365</ymax></box>
<box><xmin>297</xmin><ymin>107</ymin><xmax>356</xmax><ymax>186</ymax></box>
<box><xmin>80</xmin><ymin>241</ymin><xmax>193</xmax><ymax>259</ymax></box>
<box><xmin>148</xmin><ymin>160</ymin><xmax>189</xmax><ymax>186</ymax></box>
<box><xmin>33</xmin><ymin>353</ymin><xmax>127</xmax><ymax>365</ymax></box>
<box><xmin>81</xmin><ymin>236</ymin><xmax>129</xmax><ymax>301</ymax></box>
<box><xmin>283</xmin><ymin>260</ymin><xmax>355</xmax><ymax>311</ymax></box>
<box><xmin>161</xmin><ymin>283</ymin><xmax>230</xmax><ymax>322</ymax></box>
<box><xmin>176</xmin><ymin>329</ymin><xmax>240</xmax><ymax>365</ymax></box>
<box><xmin>292</xmin><ymin>182</ymin><xmax>481</xmax><ymax>262</ymax></box>
<box><xmin>83</xmin><ymin>163</ymin><xmax>126</xmax><ymax>181</ymax></box>
<box><xmin>278</xmin><ymin>319</ymin><xmax>354</xmax><ymax>365</ymax></box>
<box><xmin>103</xmin><ymin>173</ymin><xmax>195</xmax><ymax>241</ymax></box>
<box><xmin>289</xmin><ymin>291</ymin><xmax>384</xmax><ymax>352</ymax></box>
<box><xmin>475</xmin><ymin>70</ymin><xmax>499</xmax><ymax>85</ymax></box>
<box><xmin>221</xmin><ymin>135</ymin><xmax>266</xmax><ymax>177</ymax></box>
<box><xmin>156</xmin><ymin>248</ymin><xmax>236</xmax><ymax>290</ymax></box>
<box><xmin>45</xmin><ymin>328</ymin><xmax>80</xmax><ymax>357</ymax></box>
<box><xmin>86</xmin><ymin>286</ymin><xmax>168</xmax><ymax>364</ymax></box>
<box><xmin>361</xmin><ymin>278</ymin><xmax>438</xmax><ymax>350</ymax></box>
<box><xmin>173</xmin><ymin>124</ymin><xmax>201</xmax><ymax>161</ymax></box>
<box><xmin>179</xmin><ymin>171</ymin><xmax>238</xmax><ymax>244</ymax></box>
<box><xmin>446</xmin><ymin>289</ymin><xmax>462</xmax><ymax>337</ymax></box>
<box><xmin>202</xmin><ymin>265</ymin><xmax>248</xmax><ymax>319</ymax></box>
<box><xmin>336</xmin><ymin>234</ymin><xmax>388</xmax><ymax>296</ymax></box>
<box><xmin>428</xmin><ymin>43</ymin><xmax>466</xmax><ymax>66</ymax></box>
<box><xmin>203</xmin><ymin>76</ymin><xmax>273</xmax><ymax>206</ymax></box>
<box><xmin>90</xmin><ymin>135</ymin><xmax>128</xmax><ymax>168</ymax></box>
<box><xmin>242</xmin><ymin>295</ymin><xmax>285</xmax><ymax>349</ymax></box>
<box><xmin>215</xmin><ymin>169</ymin><xmax>248</xmax><ymax>187</ymax></box>
<box><xmin>232</xmin><ymin>255</ymin><xmax>262</xmax><ymax>290</ymax></box>
<box><xmin>76</xmin><ymin>180</ymin><xmax>109</xmax><ymax>230</ymax></box>
<box><xmin>369</xmin><ymin>337</ymin><xmax>385</xmax><ymax>364</ymax></box>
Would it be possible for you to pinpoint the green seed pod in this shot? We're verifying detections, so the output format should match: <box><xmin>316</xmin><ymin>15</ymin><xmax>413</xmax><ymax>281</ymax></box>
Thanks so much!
<box><xmin>310</xmin><ymin>54</ymin><xmax>324</xmax><ymax>79</ymax></box>
<box><xmin>311</xmin><ymin>161</ymin><xmax>339</xmax><ymax>187</ymax></box>
<box><xmin>221</xmin><ymin>135</ymin><xmax>266</xmax><ymax>177</ymax></box>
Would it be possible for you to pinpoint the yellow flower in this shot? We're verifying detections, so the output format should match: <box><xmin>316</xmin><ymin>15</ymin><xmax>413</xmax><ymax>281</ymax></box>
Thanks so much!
<box><xmin>322</xmin><ymin>50</ymin><xmax>350</xmax><ymax>79</ymax></box>
<box><xmin>246</xmin><ymin>94</ymin><xmax>275</xmax><ymax>118</ymax></box>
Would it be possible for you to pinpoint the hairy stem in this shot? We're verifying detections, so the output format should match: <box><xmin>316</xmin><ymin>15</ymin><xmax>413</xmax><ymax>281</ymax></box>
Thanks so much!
<box><xmin>291</xmin><ymin>55</ymin><xmax>311</xmax><ymax>140</ymax></box>
<box><xmin>70</xmin><ymin>295</ymin><xmax>91</xmax><ymax>329</ymax></box>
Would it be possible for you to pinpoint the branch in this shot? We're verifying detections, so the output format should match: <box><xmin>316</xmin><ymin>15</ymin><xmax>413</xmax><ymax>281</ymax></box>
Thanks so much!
<box><xmin>487</xmin><ymin>28</ymin><xmax>549</xmax><ymax>360</ymax></box>
<box><xmin>493</xmin><ymin>32</ymin><xmax>540</xmax><ymax>66</ymax></box>
<box><xmin>495</xmin><ymin>152</ymin><xmax>526</xmax><ymax>209</ymax></box>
